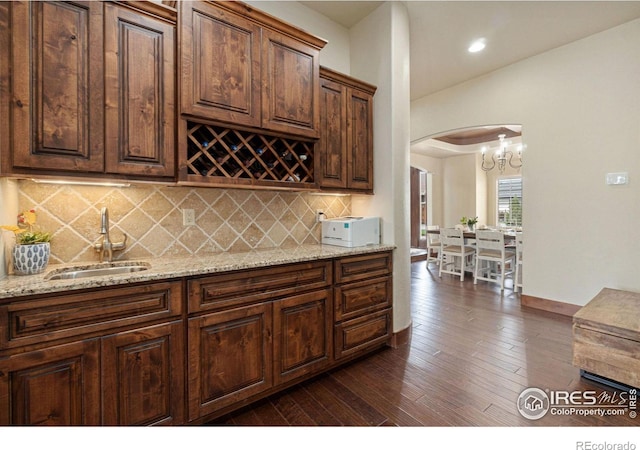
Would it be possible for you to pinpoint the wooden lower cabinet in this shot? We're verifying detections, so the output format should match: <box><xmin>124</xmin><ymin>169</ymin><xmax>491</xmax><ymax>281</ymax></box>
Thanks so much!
<box><xmin>187</xmin><ymin>303</ymin><xmax>273</xmax><ymax>421</ymax></box>
<box><xmin>273</xmin><ymin>289</ymin><xmax>333</xmax><ymax>384</ymax></box>
<box><xmin>333</xmin><ymin>252</ymin><xmax>393</xmax><ymax>361</ymax></box>
<box><xmin>0</xmin><ymin>280</ymin><xmax>183</xmax><ymax>426</ymax></box>
<box><xmin>0</xmin><ymin>339</ymin><xmax>101</xmax><ymax>425</ymax></box>
<box><xmin>102</xmin><ymin>320</ymin><xmax>184</xmax><ymax>425</ymax></box>
<box><xmin>0</xmin><ymin>251</ymin><xmax>393</xmax><ymax>425</ymax></box>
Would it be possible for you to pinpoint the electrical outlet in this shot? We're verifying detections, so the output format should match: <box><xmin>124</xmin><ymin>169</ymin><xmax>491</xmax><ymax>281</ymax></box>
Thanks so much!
<box><xmin>182</xmin><ymin>209</ymin><xmax>196</xmax><ymax>226</ymax></box>
<box><xmin>316</xmin><ymin>209</ymin><xmax>325</xmax><ymax>223</ymax></box>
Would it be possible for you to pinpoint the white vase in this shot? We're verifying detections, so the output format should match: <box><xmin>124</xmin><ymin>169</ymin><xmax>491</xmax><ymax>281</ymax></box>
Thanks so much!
<box><xmin>12</xmin><ymin>243</ymin><xmax>50</xmax><ymax>275</ymax></box>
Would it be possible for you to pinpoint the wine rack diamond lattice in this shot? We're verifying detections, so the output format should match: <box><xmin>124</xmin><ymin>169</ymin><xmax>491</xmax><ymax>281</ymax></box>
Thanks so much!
<box><xmin>186</xmin><ymin>122</ymin><xmax>315</xmax><ymax>185</ymax></box>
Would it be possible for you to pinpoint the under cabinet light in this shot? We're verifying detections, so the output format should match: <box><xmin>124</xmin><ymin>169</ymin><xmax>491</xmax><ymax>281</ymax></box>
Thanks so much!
<box><xmin>31</xmin><ymin>178</ymin><xmax>131</xmax><ymax>188</ymax></box>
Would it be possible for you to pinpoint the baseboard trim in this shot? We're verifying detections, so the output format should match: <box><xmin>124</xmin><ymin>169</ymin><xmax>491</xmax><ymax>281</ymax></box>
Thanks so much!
<box><xmin>521</xmin><ymin>294</ymin><xmax>581</xmax><ymax>317</ymax></box>
<box><xmin>391</xmin><ymin>322</ymin><xmax>412</xmax><ymax>348</ymax></box>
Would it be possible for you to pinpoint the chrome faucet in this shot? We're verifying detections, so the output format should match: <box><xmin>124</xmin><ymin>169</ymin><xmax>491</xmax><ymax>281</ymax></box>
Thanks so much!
<box><xmin>93</xmin><ymin>207</ymin><xmax>127</xmax><ymax>262</ymax></box>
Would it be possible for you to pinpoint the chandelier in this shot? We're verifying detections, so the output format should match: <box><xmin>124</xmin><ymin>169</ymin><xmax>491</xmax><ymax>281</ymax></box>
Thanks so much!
<box><xmin>481</xmin><ymin>134</ymin><xmax>523</xmax><ymax>173</ymax></box>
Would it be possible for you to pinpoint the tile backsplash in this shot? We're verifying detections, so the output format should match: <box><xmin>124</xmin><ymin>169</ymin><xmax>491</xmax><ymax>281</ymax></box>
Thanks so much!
<box><xmin>15</xmin><ymin>180</ymin><xmax>351</xmax><ymax>264</ymax></box>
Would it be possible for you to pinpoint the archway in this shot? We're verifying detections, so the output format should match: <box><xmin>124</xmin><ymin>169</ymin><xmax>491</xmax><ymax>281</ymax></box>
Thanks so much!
<box><xmin>410</xmin><ymin>124</ymin><xmax>523</xmax><ymax>229</ymax></box>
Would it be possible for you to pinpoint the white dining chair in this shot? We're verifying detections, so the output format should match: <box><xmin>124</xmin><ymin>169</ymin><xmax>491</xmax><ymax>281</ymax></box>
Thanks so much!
<box><xmin>473</xmin><ymin>230</ymin><xmax>515</xmax><ymax>291</ymax></box>
<box><xmin>439</xmin><ymin>228</ymin><xmax>475</xmax><ymax>281</ymax></box>
<box><xmin>425</xmin><ymin>225</ymin><xmax>441</xmax><ymax>268</ymax></box>
<box><xmin>514</xmin><ymin>232</ymin><xmax>523</xmax><ymax>293</ymax></box>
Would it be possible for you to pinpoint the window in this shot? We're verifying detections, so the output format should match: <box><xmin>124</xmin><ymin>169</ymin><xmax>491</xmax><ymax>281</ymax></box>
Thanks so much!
<box><xmin>497</xmin><ymin>177</ymin><xmax>522</xmax><ymax>226</ymax></box>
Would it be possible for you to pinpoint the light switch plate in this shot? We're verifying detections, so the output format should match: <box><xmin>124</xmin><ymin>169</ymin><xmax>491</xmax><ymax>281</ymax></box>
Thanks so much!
<box><xmin>606</xmin><ymin>172</ymin><xmax>628</xmax><ymax>185</ymax></box>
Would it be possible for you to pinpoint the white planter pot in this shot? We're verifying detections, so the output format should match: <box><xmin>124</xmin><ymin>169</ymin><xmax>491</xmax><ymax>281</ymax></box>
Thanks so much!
<box><xmin>13</xmin><ymin>242</ymin><xmax>50</xmax><ymax>275</ymax></box>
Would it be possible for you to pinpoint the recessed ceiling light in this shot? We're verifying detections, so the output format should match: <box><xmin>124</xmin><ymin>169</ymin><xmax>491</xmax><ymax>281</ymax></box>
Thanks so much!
<box><xmin>468</xmin><ymin>39</ymin><xmax>486</xmax><ymax>53</ymax></box>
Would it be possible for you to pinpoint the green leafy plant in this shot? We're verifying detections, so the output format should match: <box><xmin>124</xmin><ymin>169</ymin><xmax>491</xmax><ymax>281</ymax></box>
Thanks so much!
<box><xmin>460</xmin><ymin>216</ymin><xmax>478</xmax><ymax>227</ymax></box>
<box><xmin>16</xmin><ymin>231</ymin><xmax>52</xmax><ymax>245</ymax></box>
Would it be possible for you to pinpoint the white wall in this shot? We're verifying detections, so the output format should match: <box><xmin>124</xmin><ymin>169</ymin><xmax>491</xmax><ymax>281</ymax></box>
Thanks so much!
<box><xmin>350</xmin><ymin>2</ymin><xmax>412</xmax><ymax>334</ymax></box>
<box><xmin>246</xmin><ymin>1</ymin><xmax>351</xmax><ymax>73</ymax></box>
<box><xmin>411</xmin><ymin>19</ymin><xmax>640</xmax><ymax>306</ymax></box>
<box><xmin>442</xmin><ymin>154</ymin><xmax>477</xmax><ymax>228</ymax></box>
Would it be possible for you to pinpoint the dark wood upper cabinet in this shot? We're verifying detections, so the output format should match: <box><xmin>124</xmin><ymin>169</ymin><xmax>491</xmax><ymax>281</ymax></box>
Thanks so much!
<box><xmin>104</xmin><ymin>3</ymin><xmax>176</xmax><ymax>177</ymax></box>
<box><xmin>0</xmin><ymin>2</ymin><xmax>12</xmax><ymax>175</ymax></box>
<box><xmin>261</xmin><ymin>28</ymin><xmax>320</xmax><ymax>138</ymax></box>
<box><xmin>9</xmin><ymin>0</ymin><xmax>105</xmax><ymax>173</ymax></box>
<box><xmin>318</xmin><ymin>67</ymin><xmax>376</xmax><ymax>193</ymax></box>
<box><xmin>4</xmin><ymin>1</ymin><xmax>176</xmax><ymax>180</ymax></box>
<box><xmin>179</xmin><ymin>1</ymin><xmax>325</xmax><ymax>139</ymax></box>
<box><xmin>179</xmin><ymin>0</ymin><xmax>261</xmax><ymax>128</ymax></box>
<box><xmin>318</xmin><ymin>76</ymin><xmax>348</xmax><ymax>189</ymax></box>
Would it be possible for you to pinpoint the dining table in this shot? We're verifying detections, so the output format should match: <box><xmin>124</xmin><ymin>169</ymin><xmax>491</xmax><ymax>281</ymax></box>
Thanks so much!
<box><xmin>426</xmin><ymin>227</ymin><xmax>520</xmax><ymax>275</ymax></box>
<box><xmin>426</xmin><ymin>228</ymin><xmax>519</xmax><ymax>242</ymax></box>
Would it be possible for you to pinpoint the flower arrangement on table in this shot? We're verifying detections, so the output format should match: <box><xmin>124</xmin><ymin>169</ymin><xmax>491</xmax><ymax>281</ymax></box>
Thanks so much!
<box><xmin>1</xmin><ymin>209</ymin><xmax>52</xmax><ymax>275</ymax></box>
<box><xmin>460</xmin><ymin>216</ymin><xmax>478</xmax><ymax>231</ymax></box>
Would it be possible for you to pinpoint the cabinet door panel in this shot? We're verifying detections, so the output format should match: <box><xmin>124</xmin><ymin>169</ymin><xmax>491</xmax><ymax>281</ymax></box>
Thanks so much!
<box><xmin>347</xmin><ymin>89</ymin><xmax>374</xmax><ymax>190</ymax></box>
<box><xmin>273</xmin><ymin>289</ymin><xmax>332</xmax><ymax>384</ymax></box>
<box><xmin>318</xmin><ymin>77</ymin><xmax>347</xmax><ymax>188</ymax></box>
<box><xmin>102</xmin><ymin>321</ymin><xmax>184</xmax><ymax>425</ymax></box>
<box><xmin>187</xmin><ymin>303</ymin><xmax>273</xmax><ymax>421</ymax></box>
<box><xmin>262</xmin><ymin>29</ymin><xmax>319</xmax><ymax>138</ymax></box>
<box><xmin>11</xmin><ymin>1</ymin><xmax>104</xmax><ymax>172</ymax></box>
<box><xmin>0</xmin><ymin>339</ymin><xmax>100</xmax><ymax>425</ymax></box>
<box><xmin>180</xmin><ymin>1</ymin><xmax>261</xmax><ymax>127</ymax></box>
<box><xmin>104</xmin><ymin>4</ymin><xmax>175</xmax><ymax>177</ymax></box>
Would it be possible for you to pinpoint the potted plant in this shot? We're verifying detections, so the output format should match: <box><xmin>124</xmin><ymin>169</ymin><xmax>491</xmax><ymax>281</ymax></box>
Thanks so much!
<box><xmin>460</xmin><ymin>216</ymin><xmax>479</xmax><ymax>232</ymax></box>
<box><xmin>8</xmin><ymin>210</ymin><xmax>52</xmax><ymax>275</ymax></box>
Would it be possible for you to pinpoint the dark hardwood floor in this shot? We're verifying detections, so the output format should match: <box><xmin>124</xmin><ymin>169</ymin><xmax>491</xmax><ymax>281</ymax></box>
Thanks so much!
<box><xmin>211</xmin><ymin>261</ymin><xmax>638</xmax><ymax>427</ymax></box>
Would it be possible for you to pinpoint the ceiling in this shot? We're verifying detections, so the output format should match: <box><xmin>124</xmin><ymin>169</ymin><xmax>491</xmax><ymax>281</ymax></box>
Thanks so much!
<box><xmin>300</xmin><ymin>1</ymin><xmax>640</xmax><ymax>158</ymax></box>
<box><xmin>302</xmin><ymin>1</ymin><xmax>640</xmax><ymax>100</ymax></box>
<box><xmin>411</xmin><ymin>125</ymin><xmax>522</xmax><ymax>158</ymax></box>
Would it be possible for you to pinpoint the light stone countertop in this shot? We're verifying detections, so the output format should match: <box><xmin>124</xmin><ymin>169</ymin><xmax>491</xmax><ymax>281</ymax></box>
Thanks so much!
<box><xmin>0</xmin><ymin>244</ymin><xmax>395</xmax><ymax>300</ymax></box>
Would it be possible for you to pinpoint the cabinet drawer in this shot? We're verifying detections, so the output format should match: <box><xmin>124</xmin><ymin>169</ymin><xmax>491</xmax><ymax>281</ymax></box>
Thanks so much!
<box><xmin>188</xmin><ymin>261</ymin><xmax>332</xmax><ymax>313</ymax></box>
<box><xmin>335</xmin><ymin>276</ymin><xmax>391</xmax><ymax>322</ymax></box>
<box><xmin>335</xmin><ymin>252</ymin><xmax>392</xmax><ymax>284</ymax></box>
<box><xmin>0</xmin><ymin>281</ymin><xmax>183</xmax><ymax>350</ymax></box>
<box><xmin>334</xmin><ymin>308</ymin><xmax>391</xmax><ymax>360</ymax></box>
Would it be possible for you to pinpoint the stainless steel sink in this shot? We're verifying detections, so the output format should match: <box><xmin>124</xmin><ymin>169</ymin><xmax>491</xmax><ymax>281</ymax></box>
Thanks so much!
<box><xmin>45</xmin><ymin>262</ymin><xmax>150</xmax><ymax>281</ymax></box>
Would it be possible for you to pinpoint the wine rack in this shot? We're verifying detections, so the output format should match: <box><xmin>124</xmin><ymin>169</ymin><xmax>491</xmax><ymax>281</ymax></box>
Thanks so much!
<box><xmin>185</xmin><ymin>122</ymin><xmax>315</xmax><ymax>187</ymax></box>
